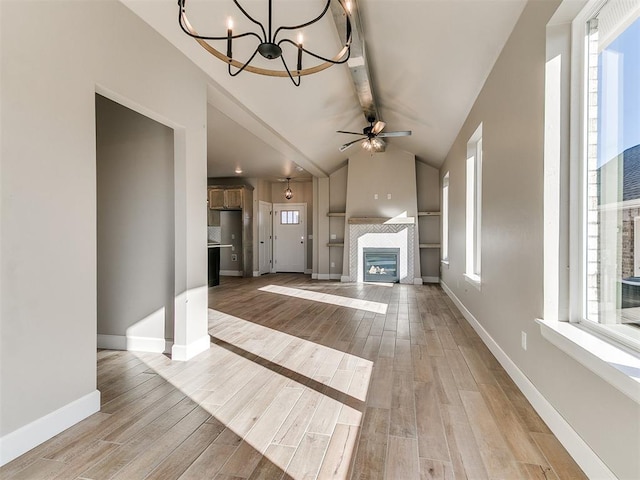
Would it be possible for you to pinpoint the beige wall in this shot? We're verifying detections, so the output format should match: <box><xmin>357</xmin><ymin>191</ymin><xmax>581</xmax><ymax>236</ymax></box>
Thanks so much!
<box><xmin>0</xmin><ymin>0</ymin><xmax>208</xmax><ymax>457</ymax></box>
<box><xmin>342</xmin><ymin>147</ymin><xmax>420</xmax><ymax>280</ymax></box>
<box><xmin>96</xmin><ymin>95</ymin><xmax>175</xmax><ymax>344</ymax></box>
<box><xmin>440</xmin><ymin>1</ymin><xmax>640</xmax><ymax>477</ymax></box>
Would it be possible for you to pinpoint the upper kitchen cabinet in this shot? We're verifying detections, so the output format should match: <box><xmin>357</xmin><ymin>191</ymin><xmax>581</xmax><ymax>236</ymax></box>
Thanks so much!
<box><xmin>208</xmin><ymin>186</ymin><xmax>245</xmax><ymax>210</ymax></box>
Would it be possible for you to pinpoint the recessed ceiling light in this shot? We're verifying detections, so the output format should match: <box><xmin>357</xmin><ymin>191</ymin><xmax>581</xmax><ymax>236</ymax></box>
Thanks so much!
<box><xmin>235</xmin><ymin>167</ymin><xmax>243</xmax><ymax>174</ymax></box>
<box><xmin>295</xmin><ymin>165</ymin><xmax>304</xmax><ymax>172</ymax></box>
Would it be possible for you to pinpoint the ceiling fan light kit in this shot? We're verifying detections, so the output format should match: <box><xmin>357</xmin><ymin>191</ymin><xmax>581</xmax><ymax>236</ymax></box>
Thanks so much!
<box><xmin>177</xmin><ymin>0</ymin><xmax>353</xmax><ymax>86</ymax></box>
<box><xmin>338</xmin><ymin>116</ymin><xmax>411</xmax><ymax>153</ymax></box>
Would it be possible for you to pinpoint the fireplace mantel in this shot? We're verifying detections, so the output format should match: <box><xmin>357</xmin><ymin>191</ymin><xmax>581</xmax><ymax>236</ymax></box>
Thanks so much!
<box><xmin>348</xmin><ymin>217</ymin><xmax>415</xmax><ymax>225</ymax></box>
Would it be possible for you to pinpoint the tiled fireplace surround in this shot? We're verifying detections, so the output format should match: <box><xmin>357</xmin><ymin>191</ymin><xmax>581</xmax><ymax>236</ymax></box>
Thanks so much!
<box><xmin>346</xmin><ymin>218</ymin><xmax>416</xmax><ymax>284</ymax></box>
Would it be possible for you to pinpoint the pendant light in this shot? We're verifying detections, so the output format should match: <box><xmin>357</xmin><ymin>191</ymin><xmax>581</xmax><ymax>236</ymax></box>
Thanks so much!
<box><xmin>284</xmin><ymin>178</ymin><xmax>293</xmax><ymax>200</ymax></box>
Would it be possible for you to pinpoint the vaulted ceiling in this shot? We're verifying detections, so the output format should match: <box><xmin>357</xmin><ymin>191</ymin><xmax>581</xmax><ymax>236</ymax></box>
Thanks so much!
<box><xmin>121</xmin><ymin>0</ymin><xmax>527</xmax><ymax>179</ymax></box>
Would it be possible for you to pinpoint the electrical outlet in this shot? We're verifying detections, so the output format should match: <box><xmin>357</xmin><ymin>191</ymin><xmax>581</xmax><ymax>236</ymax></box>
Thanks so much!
<box><xmin>231</xmin><ymin>233</ymin><xmax>235</xmax><ymax>240</ymax></box>
<box><xmin>521</xmin><ymin>331</ymin><xmax>527</xmax><ymax>351</ymax></box>
<box><xmin>374</xmin><ymin>193</ymin><xmax>378</xmax><ymax>200</ymax></box>
<box><xmin>231</xmin><ymin>253</ymin><xmax>238</xmax><ymax>262</ymax></box>
<box><xmin>330</xmin><ymin>233</ymin><xmax>337</xmax><ymax>240</ymax></box>
<box><xmin>331</xmin><ymin>262</ymin><xmax>335</xmax><ymax>268</ymax></box>
<box><xmin>387</xmin><ymin>193</ymin><xmax>392</xmax><ymax>199</ymax></box>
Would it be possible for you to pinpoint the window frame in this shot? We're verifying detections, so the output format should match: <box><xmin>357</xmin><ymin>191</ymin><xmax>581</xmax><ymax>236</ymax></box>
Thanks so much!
<box><xmin>539</xmin><ymin>0</ymin><xmax>640</xmax><ymax>405</ymax></box>
<box><xmin>442</xmin><ymin>171</ymin><xmax>450</xmax><ymax>264</ymax></box>
<box><xmin>465</xmin><ymin>124</ymin><xmax>483</xmax><ymax>289</ymax></box>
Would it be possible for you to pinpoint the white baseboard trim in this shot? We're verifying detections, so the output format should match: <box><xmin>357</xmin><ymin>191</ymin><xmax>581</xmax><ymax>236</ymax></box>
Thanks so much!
<box><xmin>413</xmin><ymin>277</ymin><xmax>424</xmax><ymax>285</ymax></box>
<box><xmin>0</xmin><ymin>390</ymin><xmax>100</xmax><ymax>466</ymax></box>
<box><xmin>422</xmin><ymin>276</ymin><xmax>440</xmax><ymax>284</ymax></box>
<box><xmin>171</xmin><ymin>335</ymin><xmax>211</xmax><ymax>361</ymax></box>
<box><xmin>253</xmin><ymin>270</ymin><xmax>260</xmax><ymax>277</ymax></box>
<box><xmin>312</xmin><ymin>273</ymin><xmax>318</xmax><ymax>280</ymax></box>
<box><xmin>340</xmin><ymin>275</ymin><xmax>350</xmax><ymax>283</ymax></box>
<box><xmin>304</xmin><ymin>269</ymin><xmax>312</xmax><ymax>274</ymax></box>
<box><xmin>97</xmin><ymin>334</ymin><xmax>166</xmax><ymax>353</ymax></box>
<box><xmin>317</xmin><ymin>273</ymin><xmax>343</xmax><ymax>280</ymax></box>
<box><xmin>440</xmin><ymin>281</ymin><xmax>616</xmax><ymax>480</ymax></box>
<box><xmin>219</xmin><ymin>270</ymin><xmax>242</xmax><ymax>277</ymax></box>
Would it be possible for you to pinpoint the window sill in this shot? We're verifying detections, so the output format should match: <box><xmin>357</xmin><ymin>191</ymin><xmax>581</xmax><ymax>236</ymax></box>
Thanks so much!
<box><xmin>536</xmin><ymin>319</ymin><xmax>640</xmax><ymax>404</ymax></box>
<box><xmin>464</xmin><ymin>273</ymin><xmax>481</xmax><ymax>290</ymax></box>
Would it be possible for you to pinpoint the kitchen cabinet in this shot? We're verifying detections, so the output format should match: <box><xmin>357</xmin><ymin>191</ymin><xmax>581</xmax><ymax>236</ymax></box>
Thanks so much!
<box><xmin>208</xmin><ymin>187</ymin><xmax>244</xmax><ymax>210</ymax></box>
<box><xmin>207</xmin><ymin>184</ymin><xmax>254</xmax><ymax>277</ymax></box>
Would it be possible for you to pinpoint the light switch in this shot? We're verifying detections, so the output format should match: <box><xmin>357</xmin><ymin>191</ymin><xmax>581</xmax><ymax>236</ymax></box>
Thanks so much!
<box><xmin>374</xmin><ymin>193</ymin><xmax>378</xmax><ymax>200</ymax></box>
<box><xmin>330</xmin><ymin>233</ymin><xmax>337</xmax><ymax>240</ymax></box>
<box><xmin>387</xmin><ymin>193</ymin><xmax>392</xmax><ymax>199</ymax></box>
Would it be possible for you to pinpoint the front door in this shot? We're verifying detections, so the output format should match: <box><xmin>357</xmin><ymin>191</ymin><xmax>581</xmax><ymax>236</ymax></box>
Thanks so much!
<box><xmin>273</xmin><ymin>203</ymin><xmax>306</xmax><ymax>273</ymax></box>
<box><xmin>258</xmin><ymin>201</ymin><xmax>272</xmax><ymax>275</ymax></box>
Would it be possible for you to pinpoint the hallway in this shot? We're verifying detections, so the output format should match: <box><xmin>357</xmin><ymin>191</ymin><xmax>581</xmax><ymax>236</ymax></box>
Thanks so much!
<box><xmin>0</xmin><ymin>275</ymin><xmax>586</xmax><ymax>479</ymax></box>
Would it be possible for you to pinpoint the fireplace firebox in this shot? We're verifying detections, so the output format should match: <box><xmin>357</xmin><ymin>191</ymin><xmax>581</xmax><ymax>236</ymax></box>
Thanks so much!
<box><xmin>363</xmin><ymin>248</ymin><xmax>400</xmax><ymax>283</ymax></box>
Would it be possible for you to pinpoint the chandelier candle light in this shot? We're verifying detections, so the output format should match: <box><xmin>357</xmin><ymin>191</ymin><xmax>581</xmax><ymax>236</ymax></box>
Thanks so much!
<box><xmin>178</xmin><ymin>0</ymin><xmax>353</xmax><ymax>86</ymax></box>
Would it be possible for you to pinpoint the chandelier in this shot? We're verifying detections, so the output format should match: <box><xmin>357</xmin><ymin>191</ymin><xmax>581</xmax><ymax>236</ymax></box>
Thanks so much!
<box><xmin>178</xmin><ymin>0</ymin><xmax>353</xmax><ymax>86</ymax></box>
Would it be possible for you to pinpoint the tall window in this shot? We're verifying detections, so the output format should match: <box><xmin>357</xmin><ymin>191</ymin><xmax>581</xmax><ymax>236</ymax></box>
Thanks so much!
<box><xmin>442</xmin><ymin>172</ymin><xmax>450</xmax><ymax>262</ymax></box>
<box><xmin>582</xmin><ymin>3</ymin><xmax>640</xmax><ymax>347</ymax></box>
<box><xmin>465</xmin><ymin>124</ymin><xmax>482</xmax><ymax>287</ymax></box>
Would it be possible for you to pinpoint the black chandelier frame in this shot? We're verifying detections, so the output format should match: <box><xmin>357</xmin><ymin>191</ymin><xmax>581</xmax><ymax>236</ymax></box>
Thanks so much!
<box><xmin>178</xmin><ymin>0</ymin><xmax>353</xmax><ymax>86</ymax></box>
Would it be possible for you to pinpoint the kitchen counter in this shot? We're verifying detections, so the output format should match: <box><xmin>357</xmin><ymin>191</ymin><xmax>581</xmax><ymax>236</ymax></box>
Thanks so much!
<box><xmin>207</xmin><ymin>243</ymin><xmax>233</xmax><ymax>248</ymax></box>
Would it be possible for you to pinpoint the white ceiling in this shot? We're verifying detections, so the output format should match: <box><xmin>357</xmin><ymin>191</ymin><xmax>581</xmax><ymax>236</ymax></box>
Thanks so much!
<box><xmin>122</xmin><ymin>0</ymin><xmax>527</xmax><ymax>179</ymax></box>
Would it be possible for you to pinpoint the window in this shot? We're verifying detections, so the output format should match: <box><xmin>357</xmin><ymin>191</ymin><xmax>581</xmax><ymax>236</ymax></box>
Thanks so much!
<box><xmin>442</xmin><ymin>172</ymin><xmax>449</xmax><ymax>262</ymax></box>
<box><xmin>280</xmin><ymin>210</ymin><xmax>300</xmax><ymax>225</ymax></box>
<box><xmin>581</xmin><ymin>3</ymin><xmax>640</xmax><ymax>348</ymax></box>
<box><xmin>465</xmin><ymin>124</ymin><xmax>482</xmax><ymax>287</ymax></box>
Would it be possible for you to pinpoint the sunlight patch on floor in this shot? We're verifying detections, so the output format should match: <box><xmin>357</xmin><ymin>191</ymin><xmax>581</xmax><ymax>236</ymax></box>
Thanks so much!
<box><xmin>128</xmin><ymin>310</ymin><xmax>373</xmax><ymax>479</ymax></box>
<box><xmin>258</xmin><ymin>284</ymin><xmax>388</xmax><ymax>314</ymax></box>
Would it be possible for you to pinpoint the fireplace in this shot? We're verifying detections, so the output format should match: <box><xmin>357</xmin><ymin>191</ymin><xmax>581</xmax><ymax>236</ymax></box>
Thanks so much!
<box><xmin>363</xmin><ymin>248</ymin><xmax>399</xmax><ymax>283</ymax></box>
<box><xmin>345</xmin><ymin>217</ymin><xmax>418</xmax><ymax>284</ymax></box>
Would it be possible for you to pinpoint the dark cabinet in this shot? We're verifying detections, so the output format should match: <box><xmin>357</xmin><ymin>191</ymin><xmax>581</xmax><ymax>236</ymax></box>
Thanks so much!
<box><xmin>208</xmin><ymin>247</ymin><xmax>220</xmax><ymax>287</ymax></box>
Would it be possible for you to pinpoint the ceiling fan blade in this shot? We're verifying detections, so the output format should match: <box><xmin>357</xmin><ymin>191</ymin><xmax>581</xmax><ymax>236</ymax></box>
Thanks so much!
<box><xmin>378</xmin><ymin>130</ymin><xmax>412</xmax><ymax>138</ymax></box>
<box><xmin>372</xmin><ymin>121</ymin><xmax>386</xmax><ymax>135</ymax></box>
<box><xmin>337</xmin><ymin>130</ymin><xmax>365</xmax><ymax>136</ymax></box>
<box><xmin>339</xmin><ymin>138</ymin><xmax>363</xmax><ymax>152</ymax></box>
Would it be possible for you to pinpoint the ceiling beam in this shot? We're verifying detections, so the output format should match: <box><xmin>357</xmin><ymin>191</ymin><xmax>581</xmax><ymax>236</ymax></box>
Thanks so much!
<box><xmin>330</xmin><ymin>0</ymin><xmax>379</xmax><ymax>122</ymax></box>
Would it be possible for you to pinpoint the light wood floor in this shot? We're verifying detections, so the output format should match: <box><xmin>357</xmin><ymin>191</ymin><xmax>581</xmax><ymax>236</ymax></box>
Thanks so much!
<box><xmin>1</xmin><ymin>274</ymin><xmax>587</xmax><ymax>479</ymax></box>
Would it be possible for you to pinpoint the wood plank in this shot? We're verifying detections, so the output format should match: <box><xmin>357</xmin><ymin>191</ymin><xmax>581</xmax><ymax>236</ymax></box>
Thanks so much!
<box><xmin>285</xmin><ymin>432</ymin><xmax>330</xmax><ymax>480</ymax></box>
<box><xmin>459</xmin><ymin>389</ymin><xmax>521</xmax><ymax>479</ymax></box>
<box><xmin>531</xmin><ymin>432</ymin><xmax>588</xmax><ymax>479</ymax></box>
<box><xmin>316</xmin><ymin>423</ymin><xmax>359</xmax><ymax>479</ymax></box>
<box><xmin>419</xmin><ymin>458</ymin><xmax>455</xmax><ymax>480</ymax></box>
<box><xmin>389</xmin><ymin>371</ymin><xmax>417</xmax><ymax>438</ymax></box>
<box><xmin>385</xmin><ymin>436</ymin><xmax>420</xmax><ymax>479</ymax></box>
<box><xmin>414</xmin><ymin>381</ymin><xmax>450</xmax><ymax>463</ymax></box>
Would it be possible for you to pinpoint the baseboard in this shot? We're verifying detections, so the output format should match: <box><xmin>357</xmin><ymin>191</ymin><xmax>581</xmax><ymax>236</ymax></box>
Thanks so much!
<box><xmin>440</xmin><ymin>281</ymin><xmax>616</xmax><ymax>480</ymax></box>
<box><xmin>312</xmin><ymin>273</ymin><xmax>318</xmax><ymax>280</ymax></box>
<box><xmin>422</xmin><ymin>276</ymin><xmax>440</xmax><ymax>284</ymax></box>
<box><xmin>97</xmin><ymin>334</ymin><xmax>166</xmax><ymax>353</ymax></box>
<box><xmin>304</xmin><ymin>269</ymin><xmax>312</xmax><ymax>274</ymax></box>
<box><xmin>414</xmin><ymin>277</ymin><xmax>424</xmax><ymax>285</ymax></box>
<box><xmin>219</xmin><ymin>270</ymin><xmax>242</xmax><ymax>277</ymax></box>
<box><xmin>171</xmin><ymin>335</ymin><xmax>211</xmax><ymax>361</ymax></box>
<box><xmin>340</xmin><ymin>275</ymin><xmax>350</xmax><ymax>283</ymax></box>
<box><xmin>253</xmin><ymin>270</ymin><xmax>260</xmax><ymax>277</ymax></box>
<box><xmin>316</xmin><ymin>273</ymin><xmax>343</xmax><ymax>280</ymax></box>
<box><xmin>0</xmin><ymin>390</ymin><xmax>100</xmax><ymax>466</ymax></box>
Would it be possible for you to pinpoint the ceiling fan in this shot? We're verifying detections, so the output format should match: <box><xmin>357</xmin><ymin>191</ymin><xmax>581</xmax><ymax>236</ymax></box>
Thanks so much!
<box><xmin>337</xmin><ymin>116</ymin><xmax>412</xmax><ymax>153</ymax></box>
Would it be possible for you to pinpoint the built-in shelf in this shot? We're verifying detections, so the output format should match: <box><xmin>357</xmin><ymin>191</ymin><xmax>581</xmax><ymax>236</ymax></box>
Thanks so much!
<box><xmin>327</xmin><ymin>243</ymin><xmax>344</xmax><ymax>247</ymax></box>
<box><xmin>419</xmin><ymin>243</ymin><xmax>441</xmax><ymax>249</ymax></box>
<box><xmin>418</xmin><ymin>211</ymin><xmax>441</xmax><ymax>216</ymax></box>
<box><xmin>327</xmin><ymin>212</ymin><xmax>346</xmax><ymax>217</ymax></box>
